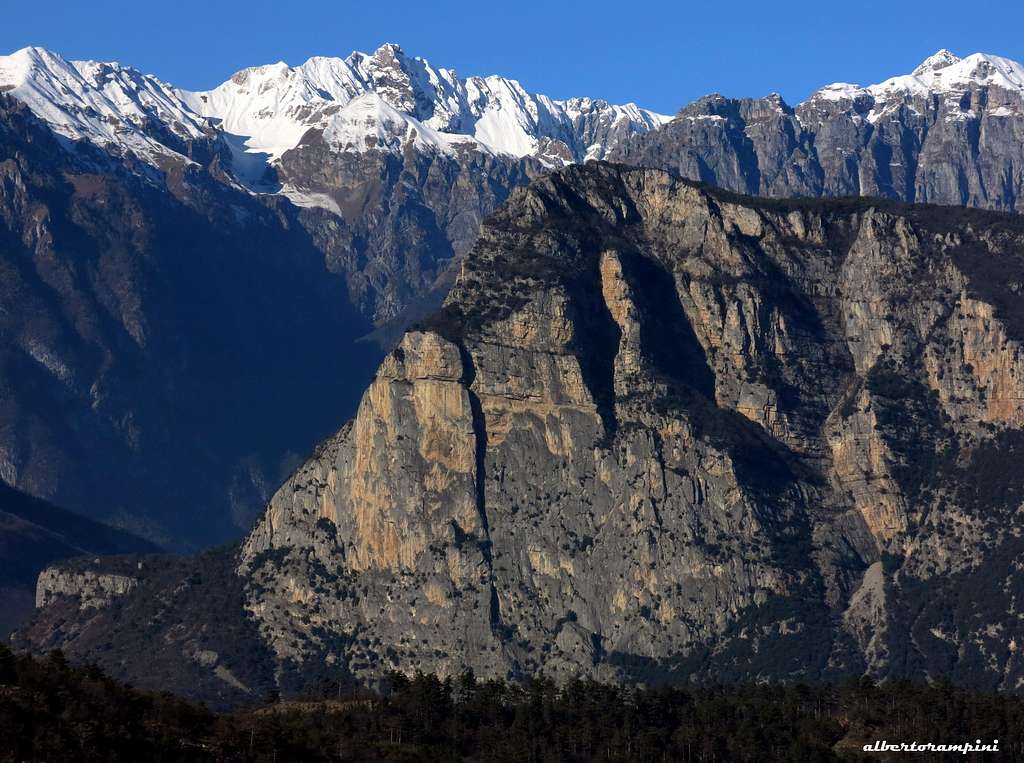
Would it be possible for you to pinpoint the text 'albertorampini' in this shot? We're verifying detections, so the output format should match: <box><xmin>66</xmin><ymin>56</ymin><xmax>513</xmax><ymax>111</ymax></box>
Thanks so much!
<box><xmin>863</xmin><ymin>739</ymin><xmax>999</xmax><ymax>754</ymax></box>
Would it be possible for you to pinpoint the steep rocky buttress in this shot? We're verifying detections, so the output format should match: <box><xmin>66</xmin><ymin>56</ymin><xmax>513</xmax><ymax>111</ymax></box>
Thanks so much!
<box><xmin>237</xmin><ymin>163</ymin><xmax>1024</xmax><ymax>690</ymax></box>
<box><xmin>22</xmin><ymin>163</ymin><xmax>1024</xmax><ymax>699</ymax></box>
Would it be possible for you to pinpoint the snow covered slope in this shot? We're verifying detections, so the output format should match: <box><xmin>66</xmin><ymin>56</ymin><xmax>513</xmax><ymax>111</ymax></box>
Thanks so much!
<box><xmin>0</xmin><ymin>46</ymin><xmax>212</xmax><ymax>164</ymax></box>
<box><xmin>0</xmin><ymin>42</ymin><xmax>667</xmax><ymax>180</ymax></box>
<box><xmin>177</xmin><ymin>43</ymin><xmax>667</xmax><ymax>168</ymax></box>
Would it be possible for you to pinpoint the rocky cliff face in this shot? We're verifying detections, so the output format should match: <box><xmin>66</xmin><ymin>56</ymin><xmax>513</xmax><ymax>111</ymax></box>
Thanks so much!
<box><xmin>243</xmin><ymin>163</ymin><xmax>1024</xmax><ymax>689</ymax></box>
<box><xmin>33</xmin><ymin>163</ymin><xmax>1024</xmax><ymax>698</ymax></box>
<box><xmin>612</xmin><ymin>50</ymin><xmax>1024</xmax><ymax>212</ymax></box>
<box><xmin>274</xmin><ymin>137</ymin><xmax>539</xmax><ymax>325</ymax></box>
<box><xmin>35</xmin><ymin>563</ymin><xmax>140</xmax><ymax>610</ymax></box>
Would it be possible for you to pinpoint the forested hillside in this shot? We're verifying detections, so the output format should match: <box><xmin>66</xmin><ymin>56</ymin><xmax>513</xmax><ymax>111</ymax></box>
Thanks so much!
<box><xmin>0</xmin><ymin>645</ymin><xmax>1019</xmax><ymax>762</ymax></box>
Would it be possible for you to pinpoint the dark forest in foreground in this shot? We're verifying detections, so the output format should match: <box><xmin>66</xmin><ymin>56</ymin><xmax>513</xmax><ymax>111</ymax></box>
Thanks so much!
<box><xmin>0</xmin><ymin>646</ymin><xmax>1020</xmax><ymax>762</ymax></box>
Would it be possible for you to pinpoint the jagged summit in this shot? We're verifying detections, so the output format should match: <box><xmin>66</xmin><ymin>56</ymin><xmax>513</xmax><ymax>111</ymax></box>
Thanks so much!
<box><xmin>912</xmin><ymin>48</ymin><xmax>961</xmax><ymax>74</ymax></box>
<box><xmin>0</xmin><ymin>42</ymin><xmax>668</xmax><ymax>180</ymax></box>
<box><xmin>0</xmin><ymin>45</ymin><xmax>211</xmax><ymax>164</ymax></box>
<box><xmin>612</xmin><ymin>45</ymin><xmax>1024</xmax><ymax>211</ymax></box>
<box><xmin>180</xmin><ymin>42</ymin><xmax>668</xmax><ymax>168</ymax></box>
<box><xmin>869</xmin><ymin>50</ymin><xmax>1024</xmax><ymax>99</ymax></box>
<box><xmin>809</xmin><ymin>48</ymin><xmax>1024</xmax><ymax>106</ymax></box>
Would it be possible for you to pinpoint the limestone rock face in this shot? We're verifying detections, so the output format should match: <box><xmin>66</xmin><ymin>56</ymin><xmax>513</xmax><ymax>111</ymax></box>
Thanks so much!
<box><xmin>230</xmin><ymin>164</ymin><xmax>1024</xmax><ymax>690</ymax></box>
<box><xmin>35</xmin><ymin>565</ymin><xmax>139</xmax><ymax>610</ymax></box>
<box><xmin>612</xmin><ymin>51</ymin><xmax>1024</xmax><ymax>213</ymax></box>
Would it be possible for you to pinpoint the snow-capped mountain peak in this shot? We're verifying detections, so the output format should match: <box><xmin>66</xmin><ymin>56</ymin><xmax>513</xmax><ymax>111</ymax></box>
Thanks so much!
<box><xmin>872</xmin><ymin>50</ymin><xmax>1024</xmax><ymax>97</ymax></box>
<box><xmin>0</xmin><ymin>46</ymin><xmax>210</xmax><ymax>163</ymax></box>
<box><xmin>804</xmin><ymin>49</ymin><xmax>1024</xmax><ymax>125</ymax></box>
<box><xmin>0</xmin><ymin>43</ymin><xmax>667</xmax><ymax>183</ymax></box>
<box><xmin>0</xmin><ymin>42</ymin><xmax>667</xmax><ymax>179</ymax></box>
<box><xmin>178</xmin><ymin>43</ymin><xmax>669</xmax><ymax>169</ymax></box>
<box><xmin>811</xmin><ymin>49</ymin><xmax>1024</xmax><ymax>101</ymax></box>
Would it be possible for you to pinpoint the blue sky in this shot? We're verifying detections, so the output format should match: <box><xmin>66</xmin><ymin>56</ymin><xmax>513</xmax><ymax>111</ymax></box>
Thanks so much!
<box><xmin>3</xmin><ymin>0</ymin><xmax>1022</xmax><ymax>113</ymax></box>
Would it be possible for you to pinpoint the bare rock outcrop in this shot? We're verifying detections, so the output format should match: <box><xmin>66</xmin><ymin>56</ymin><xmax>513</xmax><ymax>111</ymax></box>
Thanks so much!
<box><xmin>231</xmin><ymin>164</ymin><xmax>1024</xmax><ymax>691</ymax></box>
<box><xmin>35</xmin><ymin>564</ymin><xmax>139</xmax><ymax>610</ymax></box>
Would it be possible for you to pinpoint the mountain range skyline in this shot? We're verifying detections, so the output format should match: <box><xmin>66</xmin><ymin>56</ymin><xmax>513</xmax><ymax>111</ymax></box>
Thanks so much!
<box><xmin>4</xmin><ymin>41</ymin><xmax>1024</xmax><ymax>189</ymax></box>
<box><xmin>3</xmin><ymin>0</ymin><xmax>1023</xmax><ymax>114</ymax></box>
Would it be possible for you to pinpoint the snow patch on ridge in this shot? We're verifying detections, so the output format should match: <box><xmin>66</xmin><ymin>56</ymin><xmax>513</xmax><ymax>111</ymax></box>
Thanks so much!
<box><xmin>318</xmin><ymin>92</ymin><xmax>482</xmax><ymax>155</ymax></box>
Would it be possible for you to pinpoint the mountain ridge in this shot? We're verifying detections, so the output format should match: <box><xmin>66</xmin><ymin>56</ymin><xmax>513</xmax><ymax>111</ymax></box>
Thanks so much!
<box><xmin>613</xmin><ymin>48</ymin><xmax>1024</xmax><ymax>210</ymax></box>
<box><xmin>0</xmin><ymin>42</ymin><xmax>668</xmax><ymax>194</ymax></box>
